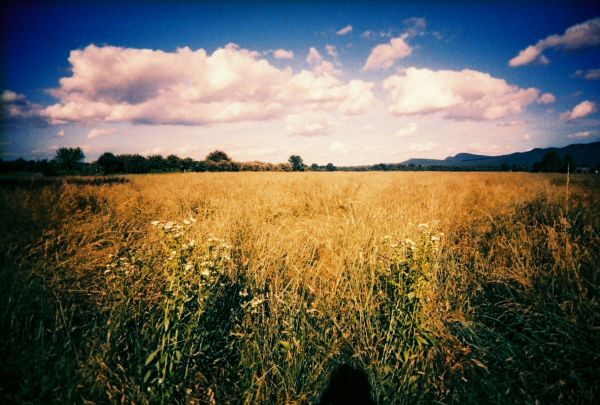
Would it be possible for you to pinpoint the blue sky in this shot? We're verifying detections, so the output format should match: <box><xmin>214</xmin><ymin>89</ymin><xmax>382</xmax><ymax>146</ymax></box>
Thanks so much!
<box><xmin>1</xmin><ymin>1</ymin><xmax>599</xmax><ymax>165</ymax></box>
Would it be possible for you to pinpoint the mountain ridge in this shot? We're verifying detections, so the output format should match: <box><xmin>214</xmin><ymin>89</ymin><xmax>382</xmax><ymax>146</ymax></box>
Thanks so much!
<box><xmin>400</xmin><ymin>141</ymin><xmax>600</xmax><ymax>168</ymax></box>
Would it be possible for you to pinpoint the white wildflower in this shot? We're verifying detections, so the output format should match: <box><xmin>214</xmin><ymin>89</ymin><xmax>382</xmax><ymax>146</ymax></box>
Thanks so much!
<box><xmin>417</xmin><ymin>223</ymin><xmax>428</xmax><ymax>229</ymax></box>
<box><xmin>183</xmin><ymin>219</ymin><xmax>191</xmax><ymax>225</ymax></box>
<box><xmin>164</xmin><ymin>222</ymin><xmax>174</xmax><ymax>231</ymax></box>
<box><xmin>431</xmin><ymin>235</ymin><xmax>440</xmax><ymax>242</ymax></box>
<box><xmin>184</xmin><ymin>263</ymin><xmax>193</xmax><ymax>271</ymax></box>
<box><xmin>404</xmin><ymin>238</ymin><xmax>416</xmax><ymax>247</ymax></box>
<box><xmin>249</xmin><ymin>297</ymin><xmax>265</xmax><ymax>308</ymax></box>
<box><xmin>151</xmin><ymin>220</ymin><xmax>160</xmax><ymax>226</ymax></box>
<box><xmin>201</xmin><ymin>269</ymin><xmax>210</xmax><ymax>277</ymax></box>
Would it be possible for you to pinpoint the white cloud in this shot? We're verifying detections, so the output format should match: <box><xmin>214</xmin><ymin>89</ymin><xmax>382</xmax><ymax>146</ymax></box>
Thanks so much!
<box><xmin>273</xmin><ymin>49</ymin><xmax>294</xmax><ymax>59</ymax></box>
<box><xmin>56</xmin><ymin>129</ymin><xmax>65</xmax><ymax>137</ymax></box>
<box><xmin>568</xmin><ymin>130</ymin><xmax>598</xmax><ymax>139</ymax></box>
<box><xmin>363</xmin><ymin>34</ymin><xmax>412</xmax><ymax>71</ymax></box>
<box><xmin>306</xmin><ymin>47</ymin><xmax>340</xmax><ymax>76</ymax></box>
<box><xmin>394</xmin><ymin>122</ymin><xmax>418</xmax><ymax>137</ymax></box>
<box><xmin>336</xmin><ymin>25</ymin><xmax>353</xmax><ymax>36</ymax></box>
<box><xmin>361</xmin><ymin>31</ymin><xmax>376</xmax><ymax>40</ymax></box>
<box><xmin>408</xmin><ymin>142</ymin><xmax>436</xmax><ymax>152</ymax></box>
<box><xmin>538</xmin><ymin>93</ymin><xmax>556</xmax><ymax>104</ymax></box>
<box><xmin>43</xmin><ymin>44</ymin><xmax>374</xmax><ymax>126</ymax></box>
<box><xmin>464</xmin><ymin>143</ymin><xmax>514</xmax><ymax>155</ymax></box>
<box><xmin>403</xmin><ymin>17</ymin><xmax>427</xmax><ymax>36</ymax></box>
<box><xmin>509</xmin><ymin>18</ymin><xmax>600</xmax><ymax>67</ymax></box>
<box><xmin>330</xmin><ymin>141</ymin><xmax>348</xmax><ymax>154</ymax></box>
<box><xmin>325</xmin><ymin>44</ymin><xmax>337</xmax><ymax>58</ymax></box>
<box><xmin>382</xmin><ymin>67</ymin><xmax>540</xmax><ymax>120</ymax></box>
<box><xmin>1</xmin><ymin>90</ymin><xmax>25</xmax><ymax>103</ymax></box>
<box><xmin>87</xmin><ymin>128</ymin><xmax>117</xmax><ymax>139</ymax></box>
<box><xmin>575</xmin><ymin>68</ymin><xmax>600</xmax><ymax>80</ymax></box>
<box><xmin>285</xmin><ymin>110</ymin><xmax>335</xmax><ymax>136</ymax></box>
<box><xmin>306</xmin><ymin>47</ymin><xmax>322</xmax><ymax>64</ymax></box>
<box><xmin>1</xmin><ymin>90</ymin><xmax>45</xmax><ymax>122</ymax></box>
<box><xmin>561</xmin><ymin>100</ymin><xmax>597</xmax><ymax>121</ymax></box>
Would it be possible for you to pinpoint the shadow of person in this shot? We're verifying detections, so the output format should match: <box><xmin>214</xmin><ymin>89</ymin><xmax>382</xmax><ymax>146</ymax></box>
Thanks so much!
<box><xmin>319</xmin><ymin>364</ymin><xmax>375</xmax><ymax>405</ymax></box>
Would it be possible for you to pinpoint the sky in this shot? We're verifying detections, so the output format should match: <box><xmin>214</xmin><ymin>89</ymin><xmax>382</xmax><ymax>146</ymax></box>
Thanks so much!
<box><xmin>1</xmin><ymin>1</ymin><xmax>599</xmax><ymax>165</ymax></box>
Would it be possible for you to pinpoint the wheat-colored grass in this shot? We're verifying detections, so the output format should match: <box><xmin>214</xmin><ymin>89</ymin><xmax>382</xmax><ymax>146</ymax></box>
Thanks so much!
<box><xmin>1</xmin><ymin>172</ymin><xmax>598</xmax><ymax>403</ymax></box>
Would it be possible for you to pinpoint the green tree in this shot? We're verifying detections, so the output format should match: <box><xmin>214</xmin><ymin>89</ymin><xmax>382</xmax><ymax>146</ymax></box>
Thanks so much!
<box><xmin>147</xmin><ymin>155</ymin><xmax>167</xmax><ymax>172</ymax></box>
<box><xmin>540</xmin><ymin>151</ymin><xmax>562</xmax><ymax>172</ymax></box>
<box><xmin>310</xmin><ymin>163</ymin><xmax>319</xmax><ymax>171</ymax></box>
<box><xmin>206</xmin><ymin>150</ymin><xmax>231</xmax><ymax>162</ymax></box>
<box><xmin>96</xmin><ymin>152</ymin><xmax>123</xmax><ymax>174</ymax></box>
<box><xmin>54</xmin><ymin>147</ymin><xmax>85</xmax><ymax>172</ymax></box>
<box><xmin>326</xmin><ymin>162</ymin><xmax>337</xmax><ymax>171</ymax></box>
<box><xmin>288</xmin><ymin>155</ymin><xmax>305</xmax><ymax>171</ymax></box>
<box><xmin>166</xmin><ymin>154</ymin><xmax>183</xmax><ymax>171</ymax></box>
<box><xmin>562</xmin><ymin>154</ymin><xmax>576</xmax><ymax>173</ymax></box>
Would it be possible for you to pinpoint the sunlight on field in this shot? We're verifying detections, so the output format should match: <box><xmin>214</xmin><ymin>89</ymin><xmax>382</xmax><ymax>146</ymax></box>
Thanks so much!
<box><xmin>1</xmin><ymin>172</ymin><xmax>599</xmax><ymax>403</ymax></box>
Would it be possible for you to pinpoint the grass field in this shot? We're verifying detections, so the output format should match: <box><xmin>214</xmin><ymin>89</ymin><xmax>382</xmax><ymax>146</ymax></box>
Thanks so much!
<box><xmin>1</xmin><ymin>172</ymin><xmax>599</xmax><ymax>404</ymax></box>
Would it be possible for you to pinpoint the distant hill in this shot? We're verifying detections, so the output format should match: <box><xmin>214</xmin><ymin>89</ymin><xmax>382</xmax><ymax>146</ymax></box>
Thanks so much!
<box><xmin>401</xmin><ymin>141</ymin><xmax>600</xmax><ymax>169</ymax></box>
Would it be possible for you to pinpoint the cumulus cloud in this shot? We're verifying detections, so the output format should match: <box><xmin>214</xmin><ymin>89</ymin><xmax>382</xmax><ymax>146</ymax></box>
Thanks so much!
<box><xmin>560</xmin><ymin>100</ymin><xmax>597</xmax><ymax>121</ymax></box>
<box><xmin>43</xmin><ymin>44</ymin><xmax>375</xmax><ymax>126</ymax></box>
<box><xmin>574</xmin><ymin>68</ymin><xmax>600</xmax><ymax>80</ymax></box>
<box><xmin>285</xmin><ymin>110</ymin><xmax>335</xmax><ymax>136</ymax></box>
<box><xmin>394</xmin><ymin>122</ymin><xmax>418</xmax><ymax>137</ymax></box>
<box><xmin>538</xmin><ymin>93</ymin><xmax>556</xmax><ymax>104</ymax></box>
<box><xmin>363</xmin><ymin>34</ymin><xmax>412</xmax><ymax>71</ymax></box>
<box><xmin>1</xmin><ymin>90</ymin><xmax>47</xmax><ymax>126</ymax></box>
<box><xmin>87</xmin><ymin>128</ymin><xmax>117</xmax><ymax>139</ymax></box>
<box><xmin>306</xmin><ymin>47</ymin><xmax>340</xmax><ymax>76</ymax></box>
<box><xmin>336</xmin><ymin>25</ymin><xmax>353</xmax><ymax>36</ymax></box>
<box><xmin>306</xmin><ymin>47</ymin><xmax>322</xmax><ymax>64</ymax></box>
<box><xmin>273</xmin><ymin>49</ymin><xmax>294</xmax><ymax>59</ymax></box>
<box><xmin>509</xmin><ymin>18</ymin><xmax>600</xmax><ymax>67</ymax></box>
<box><xmin>2</xmin><ymin>90</ymin><xmax>40</xmax><ymax>119</ymax></box>
<box><xmin>382</xmin><ymin>67</ymin><xmax>540</xmax><ymax>120</ymax></box>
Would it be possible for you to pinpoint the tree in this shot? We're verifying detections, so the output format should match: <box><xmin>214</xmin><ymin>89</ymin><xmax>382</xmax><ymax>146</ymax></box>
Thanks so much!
<box><xmin>166</xmin><ymin>154</ymin><xmax>183</xmax><ymax>171</ymax></box>
<box><xmin>54</xmin><ymin>147</ymin><xmax>84</xmax><ymax>172</ymax></box>
<box><xmin>120</xmin><ymin>154</ymin><xmax>149</xmax><ymax>174</ymax></box>
<box><xmin>96</xmin><ymin>152</ymin><xmax>123</xmax><ymax>174</ymax></box>
<box><xmin>147</xmin><ymin>155</ymin><xmax>167</xmax><ymax>172</ymax></box>
<box><xmin>310</xmin><ymin>163</ymin><xmax>319</xmax><ymax>171</ymax></box>
<box><xmin>206</xmin><ymin>150</ymin><xmax>231</xmax><ymax>162</ymax></box>
<box><xmin>326</xmin><ymin>162</ymin><xmax>337</xmax><ymax>171</ymax></box>
<box><xmin>289</xmin><ymin>155</ymin><xmax>305</xmax><ymax>171</ymax></box>
<box><xmin>562</xmin><ymin>154</ymin><xmax>576</xmax><ymax>173</ymax></box>
<box><xmin>539</xmin><ymin>151</ymin><xmax>562</xmax><ymax>172</ymax></box>
<box><xmin>533</xmin><ymin>151</ymin><xmax>564</xmax><ymax>172</ymax></box>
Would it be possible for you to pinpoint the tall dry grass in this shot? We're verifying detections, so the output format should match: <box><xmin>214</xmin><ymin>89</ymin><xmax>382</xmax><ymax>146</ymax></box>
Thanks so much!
<box><xmin>1</xmin><ymin>172</ymin><xmax>598</xmax><ymax>403</ymax></box>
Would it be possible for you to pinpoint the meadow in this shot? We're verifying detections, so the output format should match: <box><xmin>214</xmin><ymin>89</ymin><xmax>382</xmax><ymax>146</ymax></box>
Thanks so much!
<box><xmin>1</xmin><ymin>172</ymin><xmax>599</xmax><ymax>404</ymax></box>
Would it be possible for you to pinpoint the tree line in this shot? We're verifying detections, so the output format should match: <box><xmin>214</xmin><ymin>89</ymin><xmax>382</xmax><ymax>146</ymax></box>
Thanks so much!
<box><xmin>0</xmin><ymin>147</ymin><xmax>596</xmax><ymax>176</ymax></box>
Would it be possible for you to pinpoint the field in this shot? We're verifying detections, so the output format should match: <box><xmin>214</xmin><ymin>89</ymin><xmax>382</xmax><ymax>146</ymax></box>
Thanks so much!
<box><xmin>1</xmin><ymin>172</ymin><xmax>599</xmax><ymax>404</ymax></box>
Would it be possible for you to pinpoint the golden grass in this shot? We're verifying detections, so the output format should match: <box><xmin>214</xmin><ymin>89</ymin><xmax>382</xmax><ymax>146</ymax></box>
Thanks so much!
<box><xmin>1</xmin><ymin>172</ymin><xmax>598</xmax><ymax>403</ymax></box>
